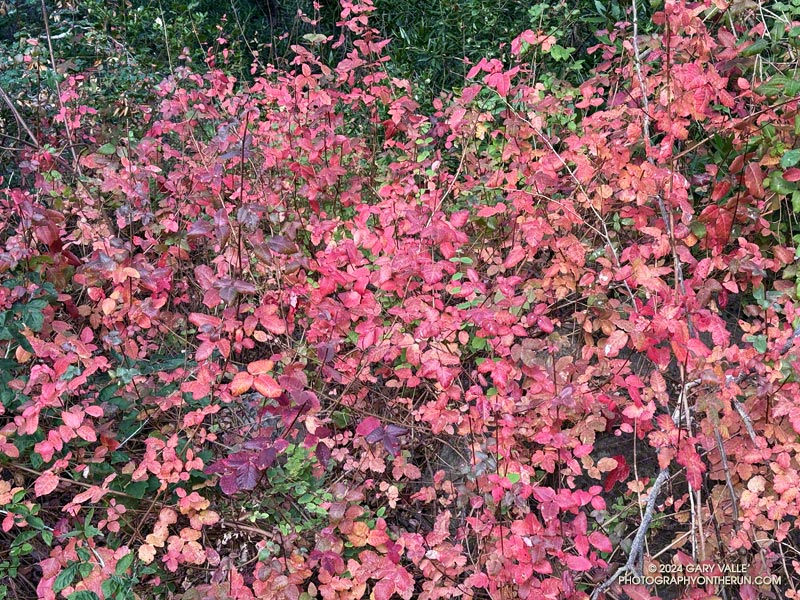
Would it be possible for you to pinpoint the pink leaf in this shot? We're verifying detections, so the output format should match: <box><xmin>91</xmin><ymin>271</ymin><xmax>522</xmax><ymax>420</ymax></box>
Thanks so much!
<box><xmin>603</xmin><ymin>330</ymin><xmax>629</xmax><ymax>357</ymax></box>
<box><xmin>588</xmin><ymin>531</ymin><xmax>613</xmax><ymax>553</ymax></box>
<box><xmin>34</xmin><ymin>471</ymin><xmax>59</xmax><ymax>497</ymax></box>
<box><xmin>564</xmin><ymin>554</ymin><xmax>593</xmax><ymax>571</ymax></box>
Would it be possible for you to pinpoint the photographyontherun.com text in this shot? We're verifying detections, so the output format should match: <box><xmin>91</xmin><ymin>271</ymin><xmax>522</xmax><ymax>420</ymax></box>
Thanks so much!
<box><xmin>618</xmin><ymin>563</ymin><xmax>781</xmax><ymax>587</ymax></box>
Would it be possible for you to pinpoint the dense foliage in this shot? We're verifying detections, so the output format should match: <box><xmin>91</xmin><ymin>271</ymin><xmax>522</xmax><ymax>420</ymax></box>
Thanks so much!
<box><xmin>2</xmin><ymin>0</ymin><xmax>800</xmax><ymax>599</ymax></box>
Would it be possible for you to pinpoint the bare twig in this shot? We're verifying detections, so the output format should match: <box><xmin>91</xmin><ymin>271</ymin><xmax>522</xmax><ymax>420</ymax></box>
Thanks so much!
<box><xmin>0</xmin><ymin>83</ymin><xmax>40</xmax><ymax>148</ymax></box>
<box><xmin>732</xmin><ymin>398</ymin><xmax>759</xmax><ymax>445</ymax></box>
<box><xmin>712</xmin><ymin>426</ymin><xmax>740</xmax><ymax>528</ymax></box>
<box><xmin>590</xmin><ymin>468</ymin><xmax>670</xmax><ymax>600</ymax></box>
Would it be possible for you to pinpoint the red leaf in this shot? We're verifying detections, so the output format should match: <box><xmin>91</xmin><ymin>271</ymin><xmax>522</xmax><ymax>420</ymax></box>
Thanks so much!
<box><xmin>744</xmin><ymin>162</ymin><xmax>764</xmax><ymax>198</ymax></box>
<box><xmin>485</xmin><ymin>71</ymin><xmax>511</xmax><ymax>97</ymax></box>
<box><xmin>603</xmin><ymin>455</ymin><xmax>630</xmax><ymax>492</ymax></box>
<box><xmin>622</xmin><ymin>585</ymin><xmax>656</xmax><ymax>600</ymax></box>
<box><xmin>260</xmin><ymin>313</ymin><xmax>287</xmax><ymax>335</ymax></box>
<box><xmin>476</xmin><ymin>202</ymin><xmax>506</xmax><ymax>217</ymax></box>
<box><xmin>676</xmin><ymin>443</ymin><xmax>705</xmax><ymax>490</ymax></box>
<box><xmin>783</xmin><ymin>168</ymin><xmax>800</xmax><ymax>182</ymax></box>
<box><xmin>187</xmin><ymin>219</ymin><xmax>213</xmax><ymax>240</ymax></box>
<box><xmin>194</xmin><ymin>265</ymin><xmax>217</xmax><ymax>290</ymax></box>
<box><xmin>372</xmin><ymin>565</ymin><xmax>414</xmax><ymax>600</ymax></box>
<box><xmin>503</xmin><ymin>246</ymin><xmax>526</xmax><ymax>269</ymax></box>
<box><xmin>356</xmin><ymin>416</ymin><xmax>382</xmax><ymax>437</ymax></box>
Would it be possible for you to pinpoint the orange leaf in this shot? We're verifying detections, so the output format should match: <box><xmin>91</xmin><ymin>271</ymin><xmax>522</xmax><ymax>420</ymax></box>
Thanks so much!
<box><xmin>229</xmin><ymin>372</ymin><xmax>253</xmax><ymax>396</ymax></box>
<box><xmin>138</xmin><ymin>544</ymin><xmax>156</xmax><ymax>564</ymax></box>
<box><xmin>247</xmin><ymin>359</ymin><xmax>275</xmax><ymax>375</ymax></box>
<box><xmin>253</xmin><ymin>374</ymin><xmax>282</xmax><ymax>398</ymax></box>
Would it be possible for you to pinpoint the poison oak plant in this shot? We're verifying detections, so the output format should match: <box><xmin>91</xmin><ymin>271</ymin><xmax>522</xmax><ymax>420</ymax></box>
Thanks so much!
<box><xmin>1</xmin><ymin>1</ymin><xmax>800</xmax><ymax>599</ymax></box>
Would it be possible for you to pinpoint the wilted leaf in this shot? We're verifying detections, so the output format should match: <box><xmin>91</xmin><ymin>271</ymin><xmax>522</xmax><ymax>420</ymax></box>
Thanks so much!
<box><xmin>266</xmin><ymin>236</ymin><xmax>298</xmax><ymax>255</ymax></box>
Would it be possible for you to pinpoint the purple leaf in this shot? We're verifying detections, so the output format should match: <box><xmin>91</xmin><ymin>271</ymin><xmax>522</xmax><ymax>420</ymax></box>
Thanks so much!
<box><xmin>315</xmin><ymin>443</ymin><xmax>331</xmax><ymax>467</ymax></box>
<box><xmin>204</xmin><ymin>459</ymin><xmax>227</xmax><ymax>475</ymax></box>
<box><xmin>383</xmin><ymin>435</ymin><xmax>401</xmax><ymax>457</ymax></box>
<box><xmin>365</xmin><ymin>427</ymin><xmax>385</xmax><ymax>444</ymax></box>
<box><xmin>219</xmin><ymin>473</ymin><xmax>238</xmax><ymax>496</ymax></box>
<box><xmin>236</xmin><ymin>204</ymin><xmax>260</xmax><ymax>230</ymax></box>
<box><xmin>255</xmin><ymin>447</ymin><xmax>277</xmax><ymax>470</ymax></box>
<box><xmin>319</xmin><ymin>551</ymin><xmax>345</xmax><ymax>576</ymax></box>
<box><xmin>243</xmin><ymin>436</ymin><xmax>273</xmax><ymax>451</ymax></box>
<box><xmin>316</xmin><ymin>342</ymin><xmax>336</xmax><ymax>364</ymax></box>
<box><xmin>235</xmin><ymin>461</ymin><xmax>259</xmax><ymax>491</ymax></box>
<box><xmin>232</xmin><ymin>279</ymin><xmax>257</xmax><ymax>294</ymax></box>
<box><xmin>186</xmin><ymin>219</ymin><xmax>213</xmax><ymax>240</ymax></box>
<box><xmin>384</xmin><ymin>425</ymin><xmax>408</xmax><ymax>438</ymax></box>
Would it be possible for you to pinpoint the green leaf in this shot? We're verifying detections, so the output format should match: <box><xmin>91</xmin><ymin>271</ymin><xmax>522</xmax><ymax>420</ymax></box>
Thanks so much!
<box><xmin>690</xmin><ymin>221</ymin><xmax>707</xmax><ymax>239</ymax></box>
<box><xmin>770</xmin><ymin>175</ymin><xmax>797</xmax><ymax>196</ymax></box>
<box><xmin>78</xmin><ymin>562</ymin><xmax>93</xmax><ymax>578</ymax></box>
<box><xmin>755</xmin><ymin>79</ymin><xmax>783</xmax><ymax>97</ymax></box>
<box><xmin>25</xmin><ymin>515</ymin><xmax>45</xmax><ymax>530</ymax></box>
<box><xmin>54</xmin><ymin>564</ymin><xmax>78</xmax><ymax>593</ymax></box>
<box><xmin>740</xmin><ymin>38</ymin><xmax>769</xmax><ymax>57</ymax></box>
<box><xmin>549</xmin><ymin>44</ymin><xmax>573</xmax><ymax>61</ymax></box>
<box><xmin>115</xmin><ymin>478</ymin><xmax>146</xmax><ymax>502</ymax></box>
<box><xmin>101</xmin><ymin>579</ymin><xmax>117</xmax><ymax>599</ymax></box>
<box><xmin>792</xmin><ymin>191</ymin><xmax>800</xmax><ymax>214</ymax></box>
<box><xmin>470</xmin><ymin>335</ymin><xmax>487</xmax><ymax>350</ymax></box>
<box><xmin>11</xmin><ymin>530</ymin><xmax>39</xmax><ymax>548</ymax></box>
<box><xmin>506</xmin><ymin>472</ymin><xmax>521</xmax><ymax>484</ymax></box>
<box><xmin>97</xmin><ymin>143</ymin><xmax>116</xmax><ymax>155</ymax></box>
<box><xmin>115</xmin><ymin>552</ymin><xmax>134</xmax><ymax>575</ymax></box>
<box><xmin>67</xmin><ymin>592</ymin><xmax>100</xmax><ymax>600</ymax></box>
<box><xmin>331</xmin><ymin>410</ymin><xmax>350</xmax><ymax>428</ymax></box>
<box><xmin>302</xmin><ymin>33</ymin><xmax>328</xmax><ymax>44</ymax></box>
<box><xmin>781</xmin><ymin>149</ymin><xmax>800</xmax><ymax>169</ymax></box>
<box><xmin>21</xmin><ymin>308</ymin><xmax>45</xmax><ymax>332</ymax></box>
<box><xmin>99</xmin><ymin>383</ymin><xmax>121</xmax><ymax>403</ymax></box>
